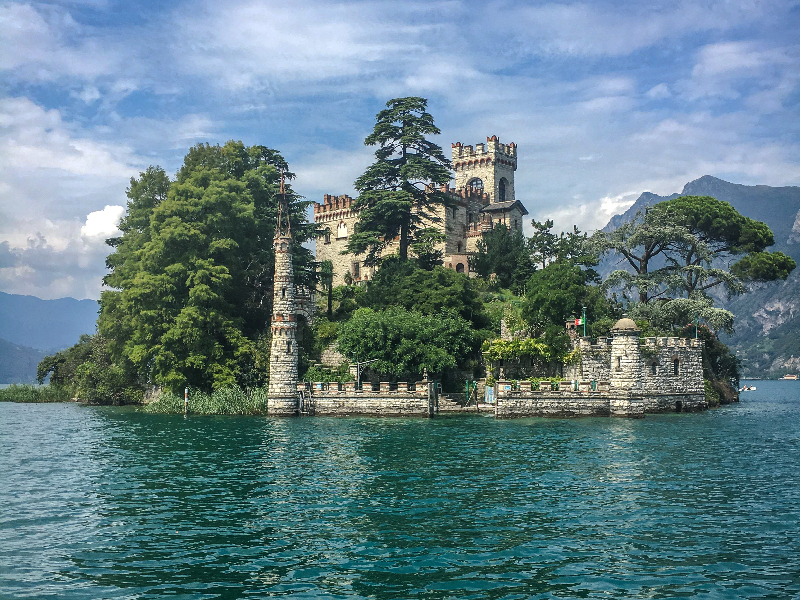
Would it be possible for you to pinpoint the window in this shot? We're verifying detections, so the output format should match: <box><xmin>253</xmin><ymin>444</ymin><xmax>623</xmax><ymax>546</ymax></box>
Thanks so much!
<box><xmin>456</xmin><ymin>241</ymin><xmax>462</xmax><ymax>253</ymax></box>
<box><xmin>324</xmin><ymin>231</ymin><xmax>331</xmax><ymax>244</ymax></box>
<box><xmin>468</xmin><ymin>178</ymin><xmax>483</xmax><ymax>193</ymax></box>
<box><xmin>456</xmin><ymin>263</ymin><xmax>465</xmax><ymax>274</ymax></box>
<box><xmin>616</xmin><ymin>356</ymin><xmax>621</xmax><ymax>370</ymax></box>
<box><xmin>452</xmin><ymin>206</ymin><xmax>457</xmax><ymax>218</ymax></box>
<box><xmin>286</xmin><ymin>340</ymin><xmax>292</xmax><ymax>354</ymax></box>
<box><xmin>673</xmin><ymin>358</ymin><xmax>680</xmax><ymax>375</ymax></box>
<box><xmin>337</xmin><ymin>221</ymin><xmax>348</xmax><ymax>238</ymax></box>
<box><xmin>352</xmin><ymin>262</ymin><xmax>360</xmax><ymax>278</ymax></box>
<box><xmin>499</xmin><ymin>178</ymin><xmax>506</xmax><ymax>202</ymax></box>
<box><xmin>651</xmin><ymin>362</ymin><xmax>657</xmax><ymax>375</ymax></box>
<box><xmin>281</xmin><ymin>287</ymin><xmax>286</xmax><ymax>299</ymax></box>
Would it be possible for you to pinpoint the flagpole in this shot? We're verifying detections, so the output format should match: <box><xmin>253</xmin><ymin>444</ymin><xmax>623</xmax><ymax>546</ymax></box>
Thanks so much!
<box><xmin>582</xmin><ymin>306</ymin><xmax>586</xmax><ymax>337</ymax></box>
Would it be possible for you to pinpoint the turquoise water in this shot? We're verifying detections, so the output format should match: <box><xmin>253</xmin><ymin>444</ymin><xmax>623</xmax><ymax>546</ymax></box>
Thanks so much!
<box><xmin>1</xmin><ymin>382</ymin><xmax>799</xmax><ymax>599</ymax></box>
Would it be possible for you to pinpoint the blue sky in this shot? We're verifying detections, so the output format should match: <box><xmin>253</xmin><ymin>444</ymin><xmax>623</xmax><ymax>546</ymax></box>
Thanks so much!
<box><xmin>1</xmin><ymin>0</ymin><xmax>799</xmax><ymax>299</ymax></box>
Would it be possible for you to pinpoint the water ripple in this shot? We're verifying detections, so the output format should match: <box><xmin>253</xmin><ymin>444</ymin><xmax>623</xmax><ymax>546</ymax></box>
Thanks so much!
<box><xmin>2</xmin><ymin>383</ymin><xmax>800</xmax><ymax>598</ymax></box>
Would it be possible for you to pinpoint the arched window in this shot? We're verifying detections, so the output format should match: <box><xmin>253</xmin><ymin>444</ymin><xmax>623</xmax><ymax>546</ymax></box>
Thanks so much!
<box><xmin>651</xmin><ymin>362</ymin><xmax>657</xmax><ymax>375</ymax></box>
<box><xmin>337</xmin><ymin>221</ymin><xmax>348</xmax><ymax>238</ymax></box>
<box><xmin>499</xmin><ymin>178</ymin><xmax>506</xmax><ymax>202</ymax></box>
<box><xmin>324</xmin><ymin>231</ymin><xmax>331</xmax><ymax>244</ymax></box>
<box><xmin>673</xmin><ymin>358</ymin><xmax>680</xmax><ymax>375</ymax></box>
<box><xmin>468</xmin><ymin>178</ymin><xmax>483</xmax><ymax>194</ymax></box>
<box><xmin>456</xmin><ymin>263</ymin><xmax>465</xmax><ymax>274</ymax></box>
<box><xmin>456</xmin><ymin>241</ymin><xmax>462</xmax><ymax>253</ymax></box>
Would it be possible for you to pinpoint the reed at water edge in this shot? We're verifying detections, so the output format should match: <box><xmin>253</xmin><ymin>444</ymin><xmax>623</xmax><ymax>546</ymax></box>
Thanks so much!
<box><xmin>142</xmin><ymin>386</ymin><xmax>270</xmax><ymax>415</ymax></box>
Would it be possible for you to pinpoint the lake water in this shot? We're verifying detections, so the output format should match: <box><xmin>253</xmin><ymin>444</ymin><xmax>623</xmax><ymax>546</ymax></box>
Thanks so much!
<box><xmin>2</xmin><ymin>382</ymin><xmax>799</xmax><ymax>599</ymax></box>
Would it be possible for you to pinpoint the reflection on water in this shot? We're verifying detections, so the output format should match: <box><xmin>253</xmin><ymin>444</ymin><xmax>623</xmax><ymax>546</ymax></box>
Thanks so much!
<box><xmin>2</xmin><ymin>382</ymin><xmax>800</xmax><ymax>599</ymax></box>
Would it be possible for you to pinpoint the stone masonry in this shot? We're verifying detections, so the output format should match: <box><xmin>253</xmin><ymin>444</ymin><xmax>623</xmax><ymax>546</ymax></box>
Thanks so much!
<box><xmin>314</xmin><ymin>135</ymin><xmax>528</xmax><ymax>287</ymax></box>
<box><xmin>267</xmin><ymin>189</ymin><xmax>300</xmax><ymax>416</ymax></box>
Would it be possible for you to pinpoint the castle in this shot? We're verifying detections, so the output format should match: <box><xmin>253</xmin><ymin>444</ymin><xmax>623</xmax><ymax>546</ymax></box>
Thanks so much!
<box><xmin>314</xmin><ymin>136</ymin><xmax>529</xmax><ymax>286</ymax></box>
<box><xmin>493</xmin><ymin>317</ymin><xmax>707</xmax><ymax>418</ymax></box>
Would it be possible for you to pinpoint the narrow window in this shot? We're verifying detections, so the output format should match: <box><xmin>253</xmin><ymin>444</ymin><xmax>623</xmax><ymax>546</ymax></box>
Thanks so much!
<box><xmin>286</xmin><ymin>340</ymin><xmax>292</xmax><ymax>354</ymax></box>
<box><xmin>616</xmin><ymin>356</ymin><xmax>621</xmax><ymax>370</ymax></box>
<box><xmin>457</xmin><ymin>241</ymin><xmax>462</xmax><ymax>253</ymax></box>
<box><xmin>281</xmin><ymin>287</ymin><xmax>286</xmax><ymax>299</ymax></box>
<box><xmin>452</xmin><ymin>206</ymin><xmax>457</xmax><ymax>218</ymax></box>
<box><xmin>651</xmin><ymin>362</ymin><xmax>657</xmax><ymax>375</ymax></box>
<box><xmin>673</xmin><ymin>358</ymin><xmax>680</xmax><ymax>375</ymax></box>
<box><xmin>499</xmin><ymin>178</ymin><xmax>506</xmax><ymax>202</ymax></box>
<box><xmin>352</xmin><ymin>262</ymin><xmax>360</xmax><ymax>278</ymax></box>
<box><xmin>324</xmin><ymin>231</ymin><xmax>331</xmax><ymax>244</ymax></box>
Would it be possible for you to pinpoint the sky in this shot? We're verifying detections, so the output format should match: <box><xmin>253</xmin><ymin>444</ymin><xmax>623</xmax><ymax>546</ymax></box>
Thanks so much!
<box><xmin>1</xmin><ymin>0</ymin><xmax>799</xmax><ymax>300</ymax></box>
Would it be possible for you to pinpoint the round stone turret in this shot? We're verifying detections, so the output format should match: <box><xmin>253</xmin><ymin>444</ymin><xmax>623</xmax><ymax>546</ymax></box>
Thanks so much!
<box><xmin>610</xmin><ymin>316</ymin><xmax>642</xmax><ymax>391</ymax></box>
<box><xmin>611</xmin><ymin>317</ymin><xmax>640</xmax><ymax>333</ymax></box>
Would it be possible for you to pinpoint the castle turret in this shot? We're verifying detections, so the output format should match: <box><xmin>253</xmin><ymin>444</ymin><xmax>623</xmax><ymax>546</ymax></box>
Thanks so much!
<box><xmin>609</xmin><ymin>317</ymin><xmax>642</xmax><ymax>392</ymax></box>
<box><xmin>267</xmin><ymin>177</ymin><xmax>299</xmax><ymax>415</ymax></box>
<box><xmin>452</xmin><ymin>136</ymin><xmax>517</xmax><ymax>204</ymax></box>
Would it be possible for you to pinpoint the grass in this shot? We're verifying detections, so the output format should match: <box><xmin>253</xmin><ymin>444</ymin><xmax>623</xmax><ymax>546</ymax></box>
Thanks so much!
<box><xmin>142</xmin><ymin>385</ymin><xmax>270</xmax><ymax>415</ymax></box>
<box><xmin>0</xmin><ymin>384</ymin><xmax>73</xmax><ymax>403</ymax></box>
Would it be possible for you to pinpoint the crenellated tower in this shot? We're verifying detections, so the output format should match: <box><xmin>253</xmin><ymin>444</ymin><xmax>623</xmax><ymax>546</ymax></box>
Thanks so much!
<box><xmin>267</xmin><ymin>175</ymin><xmax>299</xmax><ymax>415</ymax></box>
<box><xmin>452</xmin><ymin>135</ymin><xmax>517</xmax><ymax>204</ymax></box>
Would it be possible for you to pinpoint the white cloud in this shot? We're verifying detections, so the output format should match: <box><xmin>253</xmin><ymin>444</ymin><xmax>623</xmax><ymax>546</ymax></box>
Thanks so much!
<box><xmin>646</xmin><ymin>83</ymin><xmax>671</xmax><ymax>99</ymax></box>
<box><xmin>81</xmin><ymin>205</ymin><xmax>124</xmax><ymax>239</ymax></box>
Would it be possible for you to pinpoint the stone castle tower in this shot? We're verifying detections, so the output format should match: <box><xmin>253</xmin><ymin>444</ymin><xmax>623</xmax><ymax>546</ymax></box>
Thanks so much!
<box><xmin>267</xmin><ymin>176</ymin><xmax>299</xmax><ymax>415</ymax></box>
<box><xmin>314</xmin><ymin>135</ymin><xmax>527</xmax><ymax>286</ymax></box>
<box><xmin>452</xmin><ymin>135</ymin><xmax>517</xmax><ymax>204</ymax></box>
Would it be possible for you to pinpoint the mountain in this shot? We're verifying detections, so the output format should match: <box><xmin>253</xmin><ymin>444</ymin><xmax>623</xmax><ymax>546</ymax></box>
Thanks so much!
<box><xmin>601</xmin><ymin>176</ymin><xmax>800</xmax><ymax>378</ymax></box>
<box><xmin>0</xmin><ymin>292</ymin><xmax>98</xmax><ymax>352</ymax></box>
<box><xmin>0</xmin><ymin>338</ymin><xmax>46</xmax><ymax>384</ymax></box>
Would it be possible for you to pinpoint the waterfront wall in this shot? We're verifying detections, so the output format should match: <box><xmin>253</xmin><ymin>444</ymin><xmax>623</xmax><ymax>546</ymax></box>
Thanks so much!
<box><xmin>292</xmin><ymin>381</ymin><xmax>436</xmax><ymax>417</ymax></box>
<box><xmin>494</xmin><ymin>380</ymin><xmax>706</xmax><ymax>418</ymax></box>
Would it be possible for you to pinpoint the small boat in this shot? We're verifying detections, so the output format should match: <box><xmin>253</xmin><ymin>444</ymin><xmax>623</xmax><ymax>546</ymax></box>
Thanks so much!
<box><xmin>739</xmin><ymin>385</ymin><xmax>757</xmax><ymax>392</ymax></box>
<box><xmin>780</xmin><ymin>374</ymin><xmax>798</xmax><ymax>381</ymax></box>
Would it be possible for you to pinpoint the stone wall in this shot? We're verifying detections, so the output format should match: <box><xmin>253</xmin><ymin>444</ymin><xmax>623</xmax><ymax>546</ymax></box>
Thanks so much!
<box><xmin>298</xmin><ymin>381</ymin><xmax>436</xmax><ymax>417</ymax></box>
<box><xmin>452</xmin><ymin>136</ymin><xmax>517</xmax><ymax>203</ymax></box>
<box><xmin>638</xmin><ymin>338</ymin><xmax>704</xmax><ymax>396</ymax></box>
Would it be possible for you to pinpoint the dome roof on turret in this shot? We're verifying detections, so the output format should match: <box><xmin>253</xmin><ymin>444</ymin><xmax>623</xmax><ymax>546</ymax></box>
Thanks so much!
<box><xmin>611</xmin><ymin>317</ymin><xmax>640</xmax><ymax>332</ymax></box>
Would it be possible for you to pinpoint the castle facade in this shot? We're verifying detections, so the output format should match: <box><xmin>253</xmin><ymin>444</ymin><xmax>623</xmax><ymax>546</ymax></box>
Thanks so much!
<box><xmin>314</xmin><ymin>136</ymin><xmax>529</xmax><ymax>286</ymax></box>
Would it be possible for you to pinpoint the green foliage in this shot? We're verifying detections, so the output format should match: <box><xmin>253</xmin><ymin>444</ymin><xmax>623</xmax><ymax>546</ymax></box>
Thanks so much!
<box><xmin>302</xmin><ymin>362</ymin><xmax>354</xmax><ymax>383</ymax></box>
<box><xmin>630</xmin><ymin>296</ymin><xmax>735</xmax><ymax>334</ymax></box>
<box><xmin>521</xmin><ymin>261</ymin><xmax>611</xmax><ymax>334</ymax></box>
<box><xmin>469</xmin><ymin>224</ymin><xmax>534</xmax><ymax>292</ymax></box>
<box><xmin>704</xmin><ymin>379</ymin><xmax>721</xmax><ymax>408</ymax></box>
<box><xmin>37</xmin><ymin>334</ymin><xmax>93</xmax><ymax>385</ymax></box>
<box><xmin>337</xmin><ymin>307</ymin><xmax>475</xmax><ymax>379</ymax></box>
<box><xmin>359</xmin><ymin>256</ymin><xmax>491</xmax><ymax>331</ymax></box>
<box><xmin>482</xmin><ymin>337</ymin><xmax>553</xmax><ymax>363</ymax></box>
<box><xmin>142</xmin><ymin>385</ymin><xmax>269</xmax><ymax>415</ymax></box>
<box><xmin>0</xmin><ymin>384</ymin><xmax>72</xmax><ymax>403</ymax></box>
<box><xmin>730</xmin><ymin>251</ymin><xmax>796</xmax><ymax>282</ymax></box>
<box><xmin>347</xmin><ymin>97</ymin><xmax>452</xmax><ymax>263</ymax></box>
<box><xmin>98</xmin><ymin>141</ymin><xmax>316</xmax><ymax>394</ymax></box>
<box><xmin>410</xmin><ymin>228</ymin><xmax>446</xmax><ymax>270</ymax></box>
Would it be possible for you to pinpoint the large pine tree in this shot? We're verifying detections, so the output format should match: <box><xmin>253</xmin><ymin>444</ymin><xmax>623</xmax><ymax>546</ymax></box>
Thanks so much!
<box><xmin>346</xmin><ymin>97</ymin><xmax>452</xmax><ymax>264</ymax></box>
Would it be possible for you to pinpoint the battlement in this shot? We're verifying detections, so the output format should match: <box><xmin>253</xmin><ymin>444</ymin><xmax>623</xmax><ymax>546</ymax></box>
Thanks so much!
<box><xmin>314</xmin><ymin>194</ymin><xmax>355</xmax><ymax>214</ymax></box>
<box><xmin>452</xmin><ymin>136</ymin><xmax>517</xmax><ymax>160</ymax></box>
<box><xmin>642</xmin><ymin>337</ymin><xmax>704</xmax><ymax>349</ymax></box>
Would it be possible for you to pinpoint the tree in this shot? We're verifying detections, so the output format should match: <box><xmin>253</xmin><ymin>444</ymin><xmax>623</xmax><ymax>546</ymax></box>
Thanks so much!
<box><xmin>98</xmin><ymin>141</ymin><xmax>316</xmax><ymax>393</ymax></box>
<box><xmin>529</xmin><ymin>218</ymin><xmax>558</xmax><ymax>269</ymax></box>
<box><xmin>650</xmin><ymin>196</ymin><xmax>795</xmax><ymax>296</ymax></box>
<box><xmin>359</xmin><ymin>256</ymin><xmax>490</xmax><ymax>331</ymax></box>
<box><xmin>469</xmin><ymin>223</ymin><xmax>534</xmax><ymax>292</ymax></box>
<box><xmin>521</xmin><ymin>260</ymin><xmax>612</xmax><ymax>334</ymax></box>
<box><xmin>337</xmin><ymin>307</ymin><xmax>475</xmax><ymax>379</ymax></box>
<box><xmin>346</xmin><ymin>97</ymin><xmax>452</xmax><ymax>264</ymax></box>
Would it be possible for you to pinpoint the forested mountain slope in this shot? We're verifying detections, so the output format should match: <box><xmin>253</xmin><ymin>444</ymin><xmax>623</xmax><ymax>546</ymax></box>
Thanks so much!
<box><xmin>601</xmin><ymin>176</ymin><xmax>800</xmax><ymax>377</ymax></box>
